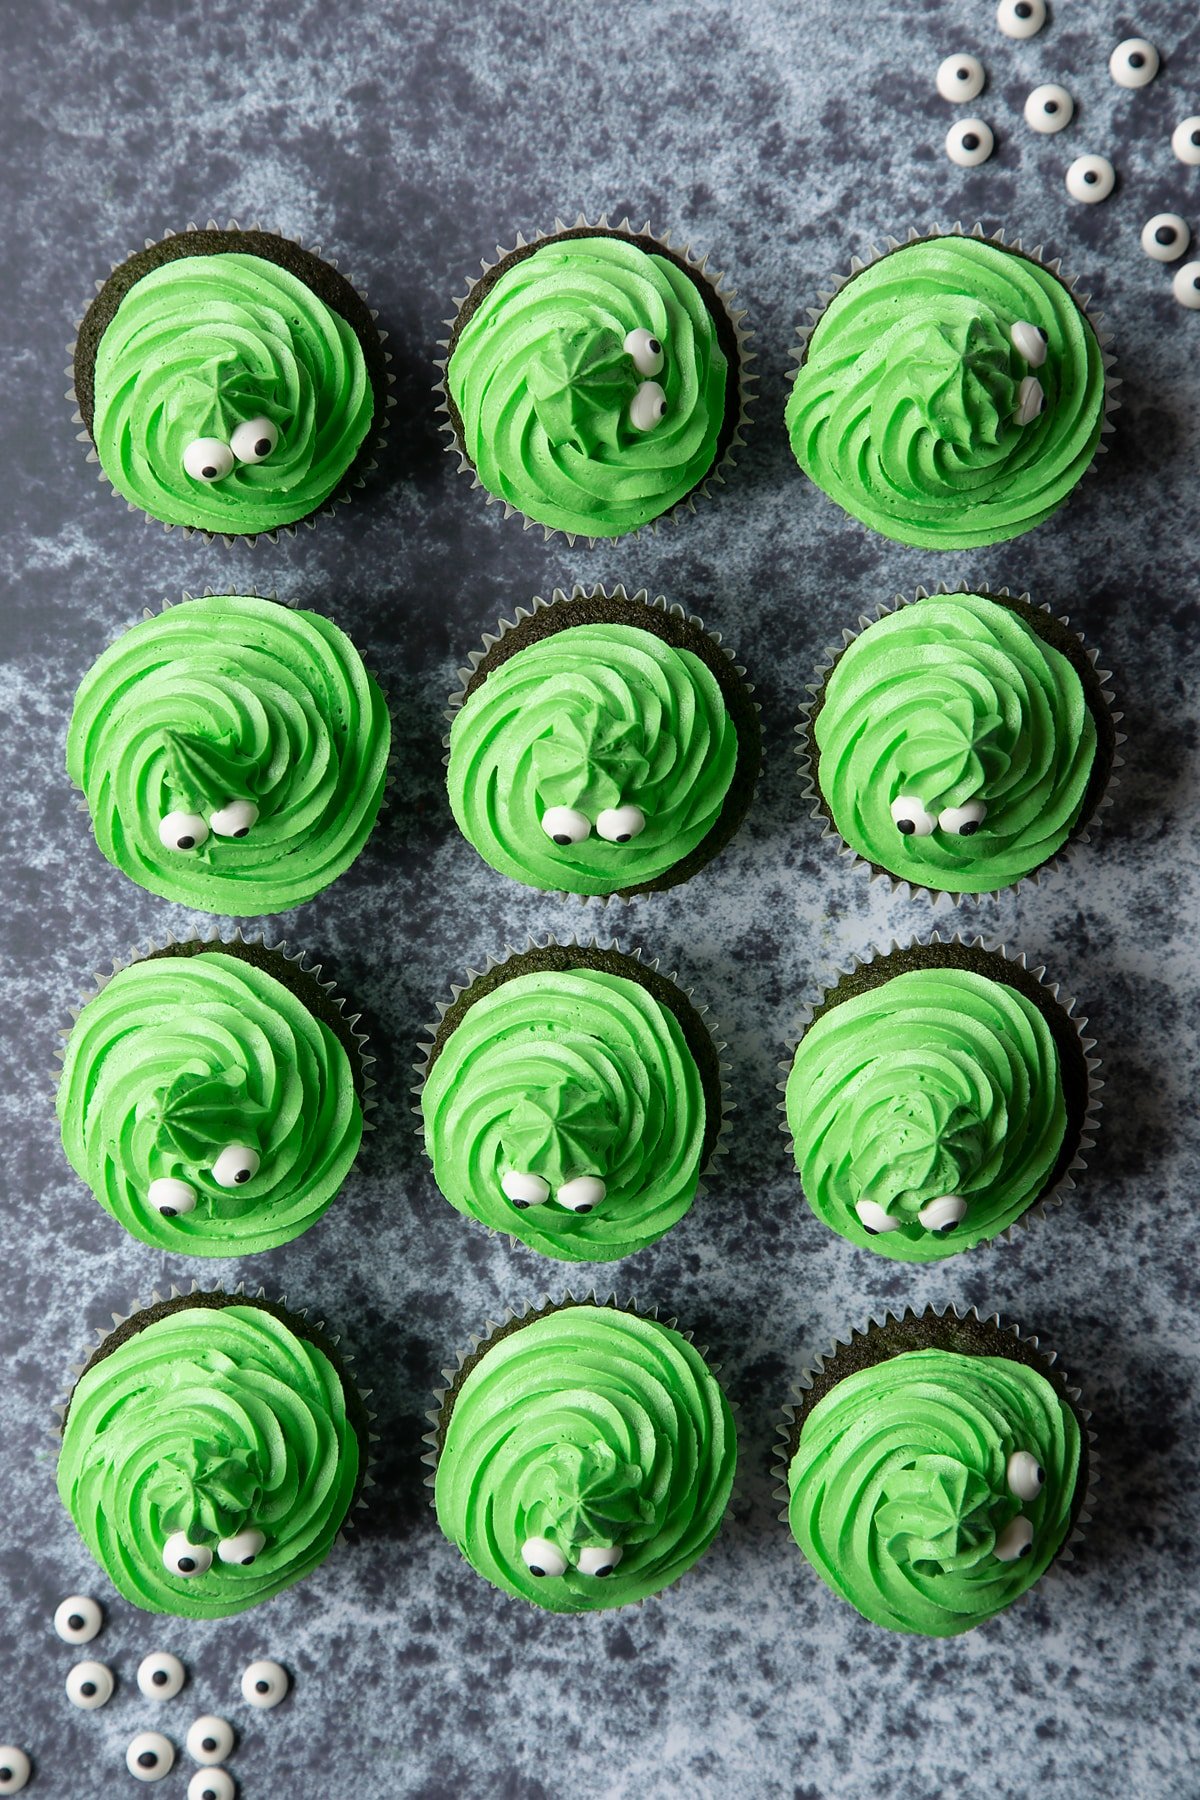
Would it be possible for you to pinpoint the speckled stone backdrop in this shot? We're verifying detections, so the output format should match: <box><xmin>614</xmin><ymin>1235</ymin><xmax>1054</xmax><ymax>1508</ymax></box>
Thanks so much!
<box><xmin>2</xmin><ymin>1</ymin><xmax>1198</xmax><ymax>1795</ymax></box>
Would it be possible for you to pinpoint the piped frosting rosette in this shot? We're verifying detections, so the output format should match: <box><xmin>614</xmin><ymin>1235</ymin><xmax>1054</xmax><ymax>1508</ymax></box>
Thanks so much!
<box><xmin>56</xmin><ymin>1293</ymin><xmax>368</xmax><ymax>1619</ymax></box>
<box><xmin>427</xmin><ymin>1299</ymin><xmax>736</xmax><ymax>1613</ymax></box>
<box><xmin>67</xmin><ymin>593</ymin><xmax>391</xmax><ymax>914</ymax></box>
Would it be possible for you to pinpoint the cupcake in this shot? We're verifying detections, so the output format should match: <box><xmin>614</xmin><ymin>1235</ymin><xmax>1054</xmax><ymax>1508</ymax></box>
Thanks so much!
<box><xmin>56</xmin><ymin>1290</ymin><xmax>370</xmax><ymax>1619</ymax></box>
<box><xmin>57</xmin><ymin>939</ymin><xmax>371</xmax><ymax>1256</ymax></box>
<box><xmin>782</xmin><ymin>938</ymin><xmax>1098</xmax><ymax>1260</ymax></box>
<box><xmin>438</xmin><ymin>215</ymin><xmax>750</xmax><ymax>540</ymax></box>
<box><xmin>785</xmin><ymin>227</ymin><xmax>1114</xmax><ymax>549</ymax></box>
<box><xmin>67</xmin><ymin>592</ymin><xmax>391</xmax><ymax>914</ymax></box>
<box><xmin>777</xmin><ymin>1306</ymin><xmax>1093</xmax><ymax>1637</ymax></box>
<box><xmin>71</xmin><ymin>224</ymin><xmax>389</xmax><ymax>538</ymax></box>
<box><xmin>800</xmin><ymin>587</ymin><xmax>1118</xmax><ymax>898</ymax></box>
<box><xmin>417</xmin><ymin>941</ymin><xmax>726</xmax><ymax>1262</ymax></box>
<box><xmin>427</xmin><ymin>1299</ymin><xmax>736</xmax><ymax>1613</ymax></box>
<box><xmin>446</xmin><ymin>584</ymin><xmax>761</xmax><ymax>898</ymax></box>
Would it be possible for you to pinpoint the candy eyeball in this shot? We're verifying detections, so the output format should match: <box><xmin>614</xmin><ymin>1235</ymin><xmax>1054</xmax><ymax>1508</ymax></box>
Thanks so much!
<box><xmin>1014</xmin><ymin>375</ymin><xmax>1045</xmax><ymax>426</ymax></box>
<box><xmin>162</xmin><ymin>1531</ymin><xmax>212</xmax><ymax>1577</ymax></box>
<box><xmin>1173</xmin><ymin>117</ymin><xmax>1200</xmax><ymax>166</ymax></box>
<box><xmin>159</xmin><ymin>810</ymin><xmax>210</xmax><ymax>852</ymax></box>
<box><xmin>557</xmin><ymin>1175</ymin><xmax>606</xmax><ymax>1214</ymax></box>
<box><xmin>936</xmin><ymin>55</ymin><xmax>985</xmax><ymax>105</ymax></box>
<box><xmin>148</xmin><ymin>1177</ymin><xmax>197</xmax><ymax>1218</ymax></box>
<box><xmin>54</xmin><ymin>1594</ymin><xmax>102</xmax><ymax>1644</ymax></box>
<box><xmin>946</xmin><ymin>118</ymin><xmax>994</xmax><ymax>168</ymax></box>
<box><xmin>629</xmin><ymin>380</ymin><xmax>668</xmax><ymax>431</ymax></box>
<box><xmin>855</xmin><ymin>1198</ymin><xmax>902</xmax><ymax>1236</ymax></box>
<box><xmin>623</xmin><ymin>327</ymin><xmax>665</xmax><ymax>376</ymax></box>
<box><xmin>182</xmin><ymin>438</ymin><xmax>235</xmax><ymax>483</ymax></box>
<box><xmin>1110</xmin><ymin>38</ymin><xmax>1159</xmax><ymax>89</ymax></box>
<box><xmin>212</xmin><ymin>1144</ymin><xmax>260</xmax><ymax>1189</ymax></box>
<box><xmin>994</xmin><ymin>1514</ymin><xmax>1035</xmax><ymax>1561</ymax></box>
<box><xmin>0</xmin><ymin>1749</ymin><xmax>31</xmax><ymax>1794</ymax></box>
<box><xmin>1025</xmin><ymin>84</ymin><xmax>1074</xmax><ymax>134</ymax></box>
<box><xmin>138</xmin><ymin>1651</ymin><xmax>186</xmax><ymax>1701</ymax></box>
<box><xmin>1173</xmin><ymin>263</ymin><xmax>1200</xmax><ymax>310</ymax></box>
<box><xmin>541</xmin><ymin>805</ymin><xmax>590</xmax><ymax>846</ymax></box>
<box><xmin>241</xmin><ymin>1659</ymin><xmax>289</xmax><ymax>1710</ymax></box>
<box><xmin>918</xmin><ymin>1194</ymin><xmax>968</xmax><ymax>1234</ymax></box>
<box><xmin>595</xmin><ymin>804</ymin><xmax>646</xmax><ymax>843</ymax></box>
<box><xmin>1007</xmin><ymin>1449</ymin><xmax>1046</xmax><ymax>1500</ymax></box>
<box><xmin>577</xmin><ymin>1543</ymin><xmax>624</xmax><ymax>1577</ymax></box>
<box><xmin>186</xmin><ymin>1716</ymin><xmax>235</xmax><ymax>1765</ymax></box>
<box><xmin>1010</xmin><ymin>320</ymin><xmax>1048</xmax><ymax>368</ymax></box>
<box><xmin>1066</xmin><ymin>155</ymin><xmax>1115</xmax><ymax>204</ymax></box>
<box><xmin>126</xmin><ymin>1731</ymin><xmax>175</xmax><ymax>1783</ymax></box>
<box><xmin>217</xmin><ymin>1526</ymin><xmax>266</xmax><ymax>1566</ymax></box>
<box><xmin>188</xmin><ymin>1771</ymin><xmax>235</xmax><ymax>1800</ymax></box>
<box><xmin>938</xmin><ymin>799</ymin><xmax>988</xmax><ymax>836</ymax></box>
<box><xmin>501</xmin><ymin>1170</ymin><xmax>551</xmax><ymax>1209</ymax></box>
<box><xmin>66</xmin><ymin>1659</ymin><xmax>114</xmax><ymax>1710</ymax></box>
<box><xmin>997</xmin><ymin>0</ymin><xmax>1045</xmax><ymax>39</ymax></box>
<box><xmin>209</xmin><ymin>798</ymin><xmax>259</xmax><ymax>838</ymax></box>
<box><xmin>229</xmin><ymin>415</ymin><xmax>280</xmax><ymax>464</ymax></box>
<box><xmin>1141</xmin><ymin>214</ymin><xmax>1190</xmax><ymax>263</ymax></box>
<box><xmin>890</xmin><ymin>795</ymin><xmax>937</xmax><ymax>838</ymax></box>
<box><xmin>521</xmin><ymin>1536</ymin><xmax>567</xmax><ymax>1578</ymax></box>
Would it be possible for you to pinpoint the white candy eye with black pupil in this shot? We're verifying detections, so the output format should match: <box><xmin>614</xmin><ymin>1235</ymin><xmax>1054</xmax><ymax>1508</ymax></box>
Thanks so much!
<box><xmin>182</xmin><ymin>438</ymin><xmax>235</xmax><ymax>483</ymax></box>
<box><xmin>596</xmin><ymin>804</ymin><xmax>645</xmax><ymax>843</ymax></box>
<box><xmin>1010</xmin><ymin>320</ymin><xmax>1048</xmax><ymax>367</ymax></box>
<box><xmin>994</xmin><ymin>1515</ymin><xmax>1035</xmax><ymax>1561</ymax></box>
<box><xmin>946</xmin><ymin>118</ymin><xmax>994</xmax><ymax>167</ymax></box>
<box><xmin>1174</xmin><ymin>263</ymin><xmax>1200</xmax><ymax>310</ymax></box>
<box><xmin>557</xmin><ymin>1175</ymin><xmax>606</xmax><ymax>1213</ymax></box>
<box><xmin>209</xmin><ymin>798</ymin><xmax>259</xmax><ymax>838</ymax></box>
<box><xmin>855</xmin><ymin>1199</ymin><xmax>901</xmax><ymax>1236</ymax></box>
<box><xmin>1007</xmin><ymin>1449</ymin><xmax>1046</xmax><ymax>1501</ymax></box>
<box><xmin>218</xmin><ymin>1527</ymin><xmax>266</xmax><ymax>1565</ymax></box>
<box><xmin>66</xmin><ymin>1660</ymin><xmax>114</xmax><ymax>1710</ymax></box>
<box><xmin>629</xmin><ymin>380</ymin><xmax>668</xmax><ymax>431</ymax></box>
<box><xmin>229</xmin><ymin>416</ymin><xmax>279</xmax><ymax>463</ymax></box>
<box><xmin>159</xmin><ymin>810</ymin><xmax>210</xmax><ymax>852</ymax></box>
<box><xmin>212</xmin><ymin>1144</ymin><xmax>260</xmax><ymax>1188</ymax></box>
<box><xmin>54</xmin><ymin>1594</ymin><xmax>102</xmax><ymax>1643</ymax></box>
<box><xmin>623</xmin><ymin>327</ymin><xmax>665</xmax><ymax>376</ymax></box>
<box><xmin>890</xmin><ymin>795</ymin><xmax>937</xmax><ymax>837</ymax></box>
<box><xmin>936</xmin><ymin>55</ymin><xmax>985</xmax><ymax>105</ymax></box>
<box><xmin>577</xmin><ymin>1543</ymin><xmax>624</xmax><ymax>1577</ymax></box>
<box><xmin>1109</xmin><ymin>37</ymin><xmax>1159</xmax><ymax>88</ymax></box>
<box><xmin>1141</xmin><ymin>215</ymin><xmax>1190</xmax><ymax>263</ymax></box>
<box><xmin>126</xmin><ymin>1731</ymin><xmax>175</xmax><ymax>1782</ymax></box>
<box><xmin>918</xmin><ymin>1194</ymin><xmax>968</xmax><ymax>1234</ymax></box>
<box><xmin>241</xmin><ymin>1659</ymin><xmax>289</xmax><ymax>1709</ymax></box>
<box><xmin>938</xmin><ymin>800</ymin><xmax>988</xmax><ymax>836</ymax></box>
<box><xmin>540</xmin><ymin>806</ymin><xmax>590</xmax><ymax>846</ymax></box>
<box><xmin>1024</xmin><ymin>84</ymin><xmax>1073</xmax><ymax>133</ymax></box>
<box><xmin>148</xmin><ymin>1177</ymin><xmax>196</xmax><ymax>1218</ymax></box>
<box><xmin>162</xmin><ymin>1531</ymin><xmax>212</xmax><ymax>1577</ymax></box>
<box><xmin>521</xmin><ymin>1535</ymin><xmax>567</xmax><ymax>1578</ymax></box>
<box><xmin>188</xmin><ymin>1771</ymin><xmax>235</xmax><ymax>1800</ymax></box>
<box><xmin>1066</xmin><ymin>155</ymin><xmax>1116</xmax><ymax>204</ymax></box>
<box><xmin>501</xmin><ymin>1170</ymin><xmax>550</xmax><ymax>1209</ymax></box>
<box><xmin>1173</xmin><ymin>117</ymin><xmax>1200</xmax><ymax>166</ymax></box>
<box><xmin>138</xmin><ymin>1651</ymin><xmax>185</xmax><ymax>1700</ymax></box>
<box><xmin>997</xmin><ymin>0</ymin><xmax>1045</xmax><ymax>39</ymax></box>
<box><xmin>0</xmin><ymin>1750</ymin><xmax>30</xmax><ymax>1796</ymax></box>
<box><xmin>186</xmin><ymin>1716</ymin><xmax>235</xmax><ymax>1765</ymax></box>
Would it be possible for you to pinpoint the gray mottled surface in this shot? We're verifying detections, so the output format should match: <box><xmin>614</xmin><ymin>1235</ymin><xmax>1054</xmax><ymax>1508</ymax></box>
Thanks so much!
<box><xmin>2</xmin><ymin>1</ymin><xmax>1198</xmax><ymax>1796</ymax></box>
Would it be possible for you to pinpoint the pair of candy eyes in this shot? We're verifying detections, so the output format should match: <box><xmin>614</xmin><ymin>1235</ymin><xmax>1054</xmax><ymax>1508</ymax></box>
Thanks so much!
<box><xmin>148</xmin><ymin>1146</ymin><xmax>261</xmax><ymax>1216</ymax></box>
<box><xmin>541</xmin><ymin>804</ymin><xmax>646</xmax><ymax>846</ymax></box>
<box><xmin>502</xmin><ymin>1172</ymin><xmax>605</xmax><ymax>1213</ymax></box>
<box><xmin>623</xmin><ymin>328</ymin><xmax>669</xmax><ymax>433</ymax></box>
<box><xmin>521</xmin><ymin>1538</ymin><xmax>623</xmax><ymax>1579</ymax></box>
<box><xmin>857</xmin><ymin>1194</ymin><xmax>967</xmax><ymax>1236</ymax></box>
<box><xmin>182</xmin><ymin>416</ymin><xmax>279</xmax><ymax>483</ymax></box>
<box><xmin>69</xmin><ymin>1651</ymin><xmax>189</xmax><ymax>1708</ymax></box>
<box><xmin>159</xmin><ymin>798</ymin><xmax>259</xmax><ymax>852</ymax></box>
<box><xmin>890</xmin><ymin>797</ymin><xmax>988</xmax><ymax>838</ymax></box>
<box><xmin>162</xmin><ymin>1526</ymin><xmax>266</xmax><ymax>1575</ymax></box>
<box><xmin>994</xmin><ymin>1450</ymin><xmax>1046</xmax><ymax>1562</ymax></box>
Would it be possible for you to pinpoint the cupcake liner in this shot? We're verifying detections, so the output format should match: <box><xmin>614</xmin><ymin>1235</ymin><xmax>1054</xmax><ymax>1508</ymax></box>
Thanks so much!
<box><xmin>445</xmin><ymin>581</ymin><xmax>763</xmax><ymax>905</ymax></box>
<box><xmin>66</xmin><ymin>220</ymin><xmax>396</xmax><ymax>545</ymax></box>
<box><xmin>776</xmin><ymin>931</ymin><xmax>1102</xmax><ymax>1256</ymax></box>
<box><xmin>433</xmin><ymin>212</ymin><xmax>755</xmax><ymax>546</ymax></box>
<box><xmin>771</xmin><ymin>1302</ymin><xmax>1097</xmax><ymax>1577</ymax></box>
<box><xmin>796</xmin><ymin>582</ymin><xmax>1124</xmax><ymax>904</ymax></box>
<box><xmin>411</xmin><ymin>932</ymin><xmax>733</xmax><ymax>1256</ymax></box>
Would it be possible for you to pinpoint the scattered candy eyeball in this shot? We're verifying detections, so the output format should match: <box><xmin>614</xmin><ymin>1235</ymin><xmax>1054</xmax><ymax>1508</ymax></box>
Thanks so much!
<box><xmin>1010</xmin><ymin>320</ymin><xmax>1048</xmax><ymax>367</ymax></box>
<box><xmin>209</xmin><ymin>798</ymin><xmax>258</xmax><ymax>838</ymax></box>
<box><xmin>182</xmin><ymin>438</ymin><xmax>235</xmax><ymax>483</ymax></box>
<box><xmin>577</xmin><ymin>1543</ymin><xmax>624</xmax><ymax>1577</ymax></box>
<box><xmin>162</xmin><ymin>1531</ymin><xmax>212</xmax><ymax>1578</ymax></box>
<box><xmin>994</xmin><ymin>1514</ymin><xmax>1035</xmax><ymax>1561</ymax></box>
<box><xmin>1066</xmin><ymin>154</ymin><xmax>1115</xmax><ymax>204</ymax></box>
<box><xmin>229</xmin><ymin>416</ymin><xmax>279</xmax><ymax>464</ymax></box>
<box><xmin>1141</xmin><ymin>214</ymin><xmax>1191</xmax><ymax>263</ymax></box>
<box><xmin>521</xmin><ymin>1536</ymin><xmax>567</xmax><ymax>1578</ymax></box>
<box><xmin>557</xmin><ymin>1175</ymin><xmax>606</xmax><ymax>1214</ymax></box>
<box><xmin>1014</xmin><ymin>376</ymin><xmax>1045</xmax><ymax>425</ymax></box>
<box><xmin>1173</xmin><ymin>262</ymin><xmax>1200</xmax><ymax>309</ymax></box>
<box><xmin>629</xmin><ymin>380</ymin><xmax>668</xmax><ymax>431</ymax></box>
<box><xmin>217</xmin><ymin>1527</ymin><xmax>266</xmax><ymax>1566</ymax></box>
<box><xmin>54</xmin><ymin>1594</ymin><xmax>102</xmax><ymax>1644</ymax></box>
<box><xmin>890</xmin><ymin>795</ymin><xmax>937</xmax><ymax>838</ymax></box>
<box><xmin>595</xmin><ymin>804</ymin><xmax>646</xmax><ymax>843</ymax></box>
<box><xmin>997</xmin><ymin>0</ymin><xmax>1045</xmax><ymax>39</ymax></box>
<box><xmin>1007</xmin><ymin>1449</ymin><xmax>1046</xmax><ymax>1500</ymax></box>
<box><xmin>918</xmin><ymin>1194</ymin><xmax>969</xmax><ymax>1234</ymax></box>
<box><xmin>188</xmin><ymin>1770</ymin><xmax>235</xmax><ymax>1800</ymax></box>
<box><xmin>623</xmin><ymin>327</ymin><xmax>665</xmax><ymax>377</ymax></box>
<box><xmin>939</xmin><ymin>798</ymin><xmax>988</xmax><ymax>837</ymax></box>
<box><xmin>1025</xmin><ymin>84</ymin><xmax>1074</xmax><ymax>134</ymax></box>
<box><xmin>137</xmin><ymin>1652</ymin><xmax>186</xmax><ymax>1701</ymax></box>
<box><xmin>66</xmin><ymin>1659</ymin><xmax>114</xmax><ymax>1710</ymax></box>
<box><xmin>241</xmin><ymin>1659</ymin><xmax>289</xmax><ymax>1710</ymax></box>
<box><xmin>0</xmin><ymin>1749</ymin><xmax>31</xmax><ymax>1795</ymax></box>
<box><xmin>1110</xmin><ymin>37</ymin><xmax>1159</xmax><ymax>88</ymax></box>
<box><xmin>212</xmin><ymin>1144</ymin><xmax>260</xmax><ymax>1189</ymax></box>
<box><xmin>159</xmin><ymin>810</ymin><xmax>209</xmax><ymax>852</ymax></box>
<box><xmin>126</xmin><ymin>1731</ymin><xmax>176</xmax><ymax>1783</ymax></box>
<box><xmin>148</xmin><ymin>1177</ymin><xmax>197</xmax><ymax>1218</ymax></box>
<box><xmin>936</xmin><ymin>54</ymin><xmax>985</xmax><ymax>104</ymax></box>
<box><xmin>540</xmin><ymin>805</ymin><xmax>590</xmax><ymax>846</ymax></box>
<box><xmin>946</xmin><ymin>118</ymin><xmax>994</xmax><ymax>167</ymax></box>
<box><xmin>855</xmin><ymin>1198</ymin><xmax>901</xmax><ymax>1235</ymax></box>
<box><xmin>501</xmin><ymin>1170</ymin><xmax>551</xmax><ymax>1209</ymax></box>
<box><xmin>185</xmin><ymin>1716</ymin><xmax>235</xmax><ymax>1766</ymax></box>
<box><xmin>1173</xmin><ymin>116</ymin><xmax>1200</xmax><ymax>166</ymax></box>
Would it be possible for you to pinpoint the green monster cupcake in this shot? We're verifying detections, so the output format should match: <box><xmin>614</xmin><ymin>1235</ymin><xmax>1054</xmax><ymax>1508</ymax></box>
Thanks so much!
<box><xmin>439</xmin><ymin>215</ymin><xmax>750</xmax><ymax>540</ymax></box>
<box><xmin>782</xmin><ymin>938</ymin><xmax>1098</xmax><ymax>1261</ymax></box>
<box><xmin>57</xmin><ymin>1290</ymin><xmax>371</xmax><ymax>1619</ymax></box>
<box><xmin>427</xmin><ymin>1299</ymin><xmax>736</xmax><ymax>1614</ymax></box>
<box><xmin>71</xmin><ymin>225</ymin><xmax>390</xmax><ymax>537</ymax></box>
<box><xmin>446</xmin><ymin>585</ymin><xmax>761</xmax><ymax>898</ymax></box>
<box><xmin>785</xmin><ymin>227</ymin><xmax>1115</xmax><ymax>549</ymax></box>
<box><xmin>776</xmin><ymin>1306</ymin><xmax>1093</xmax><ymax>1637</ymax></box>
<box><xmin>57</xmin><ymin>939</ymin><xmax>371</xmax><ymax>1256</ymax></box>
<box><xmin>417</xmin><ymin>941</ymin><xmax>726</xmax><ymax>1262</ymax></box>
<box><xmin>67</xmin><ymin>592</ymin><xmax>391</xmax><ymax>915</ymax></box>
<box><xmin>800</xmin><ymin>587</ymin><xmax>1119</xmax><ymax>897</ymax></box>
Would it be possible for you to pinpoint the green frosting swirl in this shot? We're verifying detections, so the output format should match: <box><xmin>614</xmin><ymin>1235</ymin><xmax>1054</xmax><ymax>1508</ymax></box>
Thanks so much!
<box><xmin>435</xmin><ymin>1306</ymin><xmax>736</xmax><ymax>1613</ymax></box>
<box><xmin>813</xmin><ymin>593</ymin><xmax>1097</xmax><ymax>892</ymax></box>
<box><xmin>92</xmin><ymin>252</ymin><xmax>373</xmax><ymax>534</ymax></box>
<box><xmin>447</xmin><ymin>622</ymin><xmax>738</xmax><ymax>895</ymax></box>
<box><xmin>785</xmin><ymin>236</ymin><xmax>1106</xmax><ymax>548</ymax></box>
<box><xmin>785</xmin><ymin>967</ymin><xmax>1066</xmax><ymax>1260</ymax></box>
<box><xmin>67</xmin><ymin>595</ymin><xmax>390</xmax><ymax>915</ymax></box>
<box><xmin>421</xmin><ymin>967</ymin><xmax>707</xmax><ymax>1261</ymax></box>
<box><xmin>58</xmin><ymin>951</ymin><xmax>362</xmax><ymax>1256</ymax></box>
<box><xmin>787</xmin><ymin>1347</ymin><xmax>1080</xmax><ymax>1635</ymax></box>
<box><xmin>447</xmin><ymin>235</ymin><xmax>728</xmax><ymax>537</ymax></box>
<box><xmin>58</xmin><ymin>1303</ymin><xmax>360</xmax><ymax>1619</ymax></box>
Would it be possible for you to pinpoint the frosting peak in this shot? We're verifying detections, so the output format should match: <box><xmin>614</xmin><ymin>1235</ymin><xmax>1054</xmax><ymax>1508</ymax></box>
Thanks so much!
<box><xmin>521</xmin><ymin>1440</ymin><xmax>653</xmax><ymax>1558</ymax></box>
